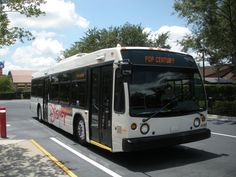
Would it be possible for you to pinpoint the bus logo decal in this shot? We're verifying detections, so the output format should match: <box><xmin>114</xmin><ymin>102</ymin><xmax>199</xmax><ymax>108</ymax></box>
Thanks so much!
<box><xmin>49</xmin><ymin>104</ymin><xmax>72</xmax><ymax>125</ymax></box>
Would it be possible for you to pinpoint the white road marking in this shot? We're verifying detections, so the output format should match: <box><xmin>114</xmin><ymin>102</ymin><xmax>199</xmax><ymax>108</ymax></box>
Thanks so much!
<box><xmin>50</xmin><ymin>137</ymin><xmax>122</xmax><ymax>177</ymax></box>
<box><xmin>212</xmin><ymin>132</ymin><xmax>236</xmax><ymax>138</ymax></box>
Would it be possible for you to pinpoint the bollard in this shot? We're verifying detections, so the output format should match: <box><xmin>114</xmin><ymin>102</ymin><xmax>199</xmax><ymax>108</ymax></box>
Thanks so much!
<box><xmin>0</xmin><ymin>106</ymin><xmax>7</xmax><ymax>138</ymax></box>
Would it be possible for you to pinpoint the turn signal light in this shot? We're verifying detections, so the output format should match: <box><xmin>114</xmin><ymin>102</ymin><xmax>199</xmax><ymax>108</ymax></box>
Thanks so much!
<box><xmin>200</xmin><ymin>114</ymin><xmax>206</xmax><ymax>122</ymax></box>
<box><xmin>131</xmin><ymin>123</ymin><xmax>137</xmax><ymax>130</ymax></box>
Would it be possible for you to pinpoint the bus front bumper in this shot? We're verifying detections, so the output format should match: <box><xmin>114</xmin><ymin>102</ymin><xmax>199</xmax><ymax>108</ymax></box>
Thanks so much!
<box><xmin>122</xmin><ymin>128</ymin><xmax>211</xmax><ymax>152</ymax></box>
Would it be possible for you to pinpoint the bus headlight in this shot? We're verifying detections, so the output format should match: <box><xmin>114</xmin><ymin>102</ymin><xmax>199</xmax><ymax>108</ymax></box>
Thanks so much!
<box><xmin>193</xmin><ymin>117</ymin><xmax>201</xmax><ymax>127</ymax></box>
<box><xmin>140</xmin><ymin>123</ymin><xmax>149</xmax><ymax>135</ymax></box>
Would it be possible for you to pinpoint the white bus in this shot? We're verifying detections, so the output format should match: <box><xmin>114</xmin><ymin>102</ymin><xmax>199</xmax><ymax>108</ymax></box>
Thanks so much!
<box><xmin>30</xmin><ymin>46</ymin><xmax>211</xmax><ymax>152</ymax></box>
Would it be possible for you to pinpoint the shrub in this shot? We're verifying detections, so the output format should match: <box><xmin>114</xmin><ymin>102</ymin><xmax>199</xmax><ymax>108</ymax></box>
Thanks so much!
<box><xmin>0</xmin><ymin>92</ymin><xmax>18</xmax><ymax>100</ymax></box>
<box><xmin>0</xmin><ymin>76</ymin><xmax>16</xmax><ymax>93</ymax></box>
<box><xmin>205</xmin><ymin>84</ymin><xmax>236</xmax><ymax>116</ymax></box>
<box><xmin>205</xmin><ymin>84</ymin><xmax>236</xmax><ymax>101</ymax></box>
<box><xmin>0</xmin><ymin>91</ymin><xmax>31</xmax><ymax>100</ymax></box>
<box><xmin>211</xmin><ymin>101</ymin><xmax>236</xmax><ymax>117</ymax></box>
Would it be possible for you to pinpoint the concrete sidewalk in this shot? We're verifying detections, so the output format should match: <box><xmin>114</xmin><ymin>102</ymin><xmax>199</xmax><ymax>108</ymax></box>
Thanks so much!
<box><xmin>0</xmin><ymin>139</ymin><xmax>69</xmax><ymax>177</ymax></box>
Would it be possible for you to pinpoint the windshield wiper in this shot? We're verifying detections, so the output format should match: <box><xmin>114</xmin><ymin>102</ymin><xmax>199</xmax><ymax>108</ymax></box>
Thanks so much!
<box><xmin>142</xmin><ymin>94</ymin><xmax>181</xmax><ymax>123</ymax></box>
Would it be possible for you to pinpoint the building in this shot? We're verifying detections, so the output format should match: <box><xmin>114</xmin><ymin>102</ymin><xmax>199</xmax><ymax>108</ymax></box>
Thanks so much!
<box><xmin>200</xmin><ymin>65</ymin><xmax>236</xmax><ymax>84</ymax></box>
<box><xmin>8</xmin><ymin>70</ymin><xmax>36</xmax><ymax>92</ymax></box>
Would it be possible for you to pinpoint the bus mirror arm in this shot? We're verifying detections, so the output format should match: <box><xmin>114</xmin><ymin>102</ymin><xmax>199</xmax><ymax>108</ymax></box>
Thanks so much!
<box><xmin>119</xmin><ymin>59</ymin><xmax>132</xmax><ymax>82</ymax></box>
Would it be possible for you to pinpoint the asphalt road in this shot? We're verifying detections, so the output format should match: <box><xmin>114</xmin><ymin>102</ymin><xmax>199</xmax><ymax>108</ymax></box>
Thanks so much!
<box><xmin>1</xmin><ymin>100</ymin><xmax>236</xmax><ymax>177</ymax></box>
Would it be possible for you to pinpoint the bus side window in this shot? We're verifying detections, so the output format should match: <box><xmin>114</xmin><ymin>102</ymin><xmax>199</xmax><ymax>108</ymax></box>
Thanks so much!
<box><xmin>114</xmin><ymin>69</ymin><xmax>125</xmax><ymax>113</ymax></box>
<box><xmin>31</xmin><ymin>80</ymin><xmax>36</xmax><ymax>96</ymax></box>
<box><xmin>58</xmin><ymin>72</ymin><xmax>71</xmax><ymax>105</ymax></box>
<box><xmin>50</xmin><ymin>75</ymin><xmax>59</xmax><ymax>102</ymax></box>
<box><xmin>71</xmin><ymin>81</ymin><xmax>87</xmax><ymax>108</ymax></box>
<box><xmin>59</xmin><ymin>82</ymin><xmax>70</xmax><ymax>104</ymax></box>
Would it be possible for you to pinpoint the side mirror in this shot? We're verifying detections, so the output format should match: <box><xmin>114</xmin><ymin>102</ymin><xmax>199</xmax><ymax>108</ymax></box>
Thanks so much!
<box><xmin>120</xmin><ymin>59</ymin><xmax>132</xmax><ymax>75</ymax></box>
<box><xmin>120</xmin><ymin>59</ymin><xmax>132</xmax><ymax>82</ymax></box>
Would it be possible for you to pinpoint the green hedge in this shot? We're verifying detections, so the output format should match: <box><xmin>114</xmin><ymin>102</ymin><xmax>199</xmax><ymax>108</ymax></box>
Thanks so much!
<box><xmin>0</xmin><ymin>92</ymin><xmax>18</xmax><ymax>100</ymax></box>
<box><xmin>205</xmin><ymin>84</ymin><xmax>236</xmax><ymax>116</ymax></box>
<box><xmin>211</xmin><ymin>101</ymin><xmax>236</xmax><ymax>117</ymax></box>
<box><xmin>205</xmin><ymin>84</ymin><xmax>236</xmax><ymax>101</ymax></box>
<box><xmin>0</xmin><ymin>92</ymin><xmax>31</xmax><ymax>100</ymax></box>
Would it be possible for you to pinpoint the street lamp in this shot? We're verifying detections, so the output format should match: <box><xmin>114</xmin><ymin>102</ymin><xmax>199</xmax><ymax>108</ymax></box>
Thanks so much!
<box><xmin>202</xmin><ymin>51</ymin><xmax>205</xmax><ymax>84</ymax></box>
<box><xmin>198</xmin><ymin>38</ymin><xmax>206</xmax><ymax>84</ymax></box>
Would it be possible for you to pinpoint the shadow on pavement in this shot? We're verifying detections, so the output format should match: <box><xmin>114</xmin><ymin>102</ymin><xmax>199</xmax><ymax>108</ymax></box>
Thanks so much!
<box><xmin>38</xmin><ymin>118</ymin><xmax>224</xmax><ymax>173</ymax></box>
<box><xmin>0</xmin><ymin>140</ymin><xmax>67</xmax><ymax>177</ymax></box>
<box><xmin>87</xmin><ymin>144</ymin><xmax>224</xmax><ymax>173</ymax></box>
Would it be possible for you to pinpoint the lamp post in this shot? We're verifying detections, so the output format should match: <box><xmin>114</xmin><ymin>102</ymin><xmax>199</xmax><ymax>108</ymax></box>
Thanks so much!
<box><xmin>202</xmin><ymin>51</ymin><xmax>205</xmax><ymax>84</ymax></box>
<box><xmin>199</xmin><ymin>38</ymin><xmax>206</xmax><ymax>84</ymax></box>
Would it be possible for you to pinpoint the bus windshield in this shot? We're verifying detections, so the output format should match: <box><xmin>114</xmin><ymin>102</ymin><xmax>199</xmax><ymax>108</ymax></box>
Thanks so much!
<box><xmin>129</xmin><ymin>66</ymin><xmax>206</xmax><ymax>117</ymax></box>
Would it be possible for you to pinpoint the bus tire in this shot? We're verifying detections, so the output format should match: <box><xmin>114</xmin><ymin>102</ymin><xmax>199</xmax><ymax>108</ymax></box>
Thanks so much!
<box><xmin>38</xmin><ymin>106</ymin><xmax>43</xmax><ymax>122</ymax></box>
<box><xmin>74</xmin><ymin>116</ymin><xmax>87</xmax><ymax>145</ymax></box>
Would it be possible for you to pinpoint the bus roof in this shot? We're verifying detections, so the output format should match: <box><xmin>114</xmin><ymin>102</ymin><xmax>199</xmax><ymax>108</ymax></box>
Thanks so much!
<box><xmin>32</xmin><ymin>46</ymin><xmax>190</xmax><ymax>79</ymax></box>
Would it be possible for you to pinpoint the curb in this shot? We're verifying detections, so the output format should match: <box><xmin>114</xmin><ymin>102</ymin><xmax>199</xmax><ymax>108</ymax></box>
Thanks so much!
<box><xmin>31</xmin><ymin>139</ymin><xmax>77</xmax><ymax>177</ymax></box>
<box><xmin>208</xmin><ymin>114</ymin><xmax>236</xmax><ymax>121</ymax></box>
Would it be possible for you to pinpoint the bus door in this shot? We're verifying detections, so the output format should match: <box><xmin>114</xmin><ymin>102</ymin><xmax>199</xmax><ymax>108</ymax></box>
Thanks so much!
<box><xmin>90</xmin><ymin>65</ymin><xmax>113</xmax><ymax>147</ymax></box>
<box><xmin>43</xmin><ymin>78</ymin><xmax>49</xmax><ymax>122</ymax></box>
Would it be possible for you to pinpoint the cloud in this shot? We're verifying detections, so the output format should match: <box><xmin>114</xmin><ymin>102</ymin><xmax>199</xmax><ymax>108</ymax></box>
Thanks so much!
<box><xmin>32</xmin><ymin>31</ymin><xmax>57</xmax><ymax>39</ymax></box>
<box><xmin>3</xmin><ymin>61</ymin><xmax>29</xmax><ymax>75</ymax></box>
<box><xmin>4</xmin><ymin>61</ymin><xmax>23</xmax><ymax>74</ymax></box>
<box><xmin>0</xmin><ymin>48</ymin><xmax>9</xmax><ymax>56</ymax></box>
<box><xmin>10</xmin><ymin>31</ymin><xmax>63</xmax><ymax>72</ymax></box>
<box><xmin>144</xmin><ymin>25</ymin><xmax>192</xmax><ymax>51</ymax></box>
<box><xmin>8</xmin><ymin>0</ymin><xmax>89</xmax><ymax>29</ymax></box>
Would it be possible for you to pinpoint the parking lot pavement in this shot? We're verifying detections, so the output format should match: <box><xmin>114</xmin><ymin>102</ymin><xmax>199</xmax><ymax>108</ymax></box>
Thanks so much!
<box><xmin>0</xmin><ymin>139</ymin><xmax>70</xmax><ymax>177</ymax></box>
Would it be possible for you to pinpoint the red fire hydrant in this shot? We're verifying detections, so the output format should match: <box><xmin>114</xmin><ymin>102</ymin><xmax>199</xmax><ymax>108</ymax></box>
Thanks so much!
<box><xmin>0</xmin><ymin>106</ymin><xmax>7</xmax><ymax>138</ymax></box>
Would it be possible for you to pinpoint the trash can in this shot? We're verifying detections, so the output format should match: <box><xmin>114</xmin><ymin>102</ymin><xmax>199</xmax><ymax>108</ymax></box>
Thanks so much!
<box><xmin>0</xmin><ymin>106</ymin><xmax>7</xmax><ymax>138</ymax></box>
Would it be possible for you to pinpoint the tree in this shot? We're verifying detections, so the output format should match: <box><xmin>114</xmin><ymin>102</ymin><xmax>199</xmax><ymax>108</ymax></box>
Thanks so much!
<box><xmin>62</xmin><ymin>23</ymin><xmax>170</xmax><ymax>58</ymax></box>
<box><xmin>149</xmin><ymin>32</ymin><xmax>171</xmax><ymax>49</ymax></box>
<box><xmin>118</xmin><ymin>23</ymin><xmax>149</xmax><ymax>47</ymax></box>
<box><xmin>0</xmin><ymin>0</ymin><xmax>45</xmax><ymax>47</ymax></box>
<box><xmin>174</xmin><ymin>0</ymin><xmax>236</xmax><ymax>67</ymax></box>
<box><xmin>0</xmin><ymin>75</ymin><xmax>15</xmax><ymax>93</ymax></box>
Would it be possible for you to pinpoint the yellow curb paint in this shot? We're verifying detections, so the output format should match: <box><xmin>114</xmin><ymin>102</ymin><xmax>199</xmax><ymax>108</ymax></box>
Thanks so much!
<box><xmin>90</xmin><ymin>140</ymin><xmax>112</xmax><ymax>152</ymax></box>
<box><xmin>31</xmin><ymin>139</ymin><xmax>77</xmax><ymax>177</ymax></box>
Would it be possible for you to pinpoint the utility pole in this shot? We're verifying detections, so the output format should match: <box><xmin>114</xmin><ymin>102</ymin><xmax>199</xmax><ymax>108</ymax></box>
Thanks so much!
<box><xmin>202</xmin><ymin>51</ymin><xmax>205</xmax><ymax>83</ymax></box>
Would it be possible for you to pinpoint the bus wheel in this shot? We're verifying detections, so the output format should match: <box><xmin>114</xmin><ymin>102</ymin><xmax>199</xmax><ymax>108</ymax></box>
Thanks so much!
<box><xmin>74</xmin><ymin>117</ymin><xmax>87</xmax><ymax>145</ymax></box>
<box><xmin>38</xmin><ymin>106</ymin><xmax>43</xmax><ymax>122</ymax></box>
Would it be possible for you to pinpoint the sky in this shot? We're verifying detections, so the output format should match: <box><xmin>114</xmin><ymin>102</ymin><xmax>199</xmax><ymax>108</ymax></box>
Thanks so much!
<box><xmin>0</xmin><ymin>0</ymin><xmax>194</xmax><ymax>74</ymax></box>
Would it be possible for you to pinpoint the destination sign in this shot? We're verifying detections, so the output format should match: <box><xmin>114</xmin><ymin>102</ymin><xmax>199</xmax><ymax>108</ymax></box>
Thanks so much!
<box><xmin>144</xmin><ymin>56</ymin><xmax>175</xmax><ymax>64</ymax></box>
<box><xmin>121</xmin><ymin>49</ymin><xmax>197</xmax><ymax>68</ymax></box>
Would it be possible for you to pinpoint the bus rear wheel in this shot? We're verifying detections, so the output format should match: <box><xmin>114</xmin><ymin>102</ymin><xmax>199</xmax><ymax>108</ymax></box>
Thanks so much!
<box><xmin>74</xmin><ymin>117</ymin><xmax>87</xmax><ymax>145</ymax></box>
